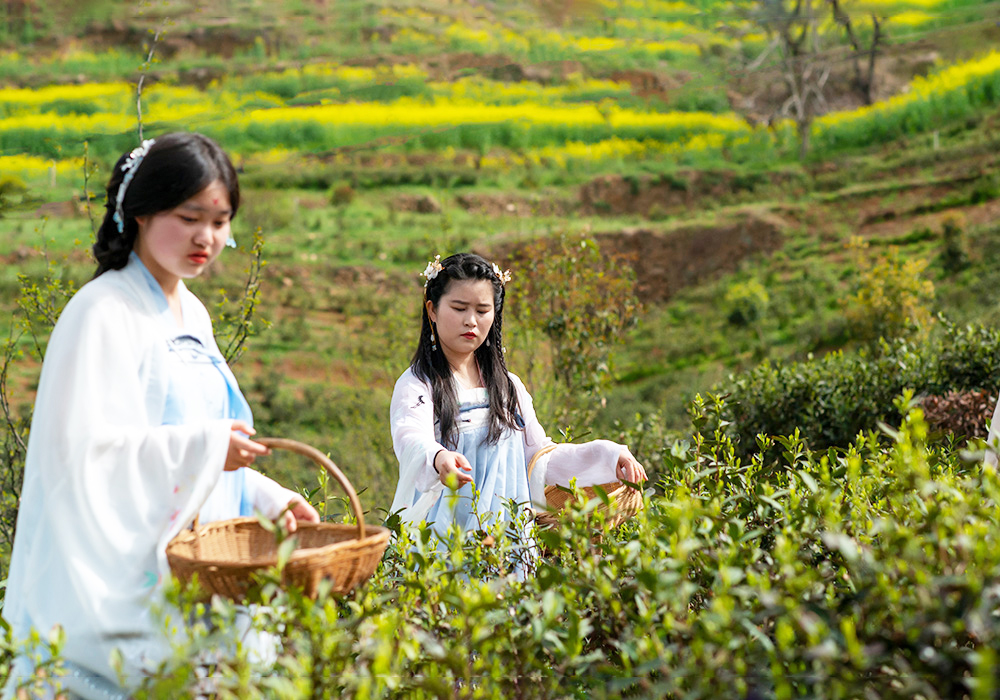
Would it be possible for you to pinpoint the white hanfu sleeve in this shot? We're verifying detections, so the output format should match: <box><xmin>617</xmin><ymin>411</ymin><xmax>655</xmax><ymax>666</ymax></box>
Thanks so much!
<box><xmin>512</xmin><ymin>374</ymin><xmax>621</xmax><ymax>507</ymax></box>
<box><xmin>388</xmin><ymin>369</ymin><xmax>448</xmax><ymax>523</ymax></box>
<box><xmin>985</xmin><ymin>393</ymin><xmax>1000</xmax><ymax>468</ymax></box>
<box><xmin>244</xmin><ymin>468</ymin><xmax>299</xmax><ymax>519</ymax></box>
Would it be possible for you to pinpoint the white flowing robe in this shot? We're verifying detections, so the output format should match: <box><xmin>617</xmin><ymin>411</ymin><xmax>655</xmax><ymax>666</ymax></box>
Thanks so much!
<box><xmin>2</xmin><ymin>258</ymin><xmax>246</xmax><ymax>694</ymax></box>
<box><xmin>986</xmin><ymin>395</ymin><xmax>1000</xmax><ymax>468</ymax></box>
<box><xmin>388</xmin><ymin>367</ymin><xmax>623</xmax><ymax>525</ymax></box>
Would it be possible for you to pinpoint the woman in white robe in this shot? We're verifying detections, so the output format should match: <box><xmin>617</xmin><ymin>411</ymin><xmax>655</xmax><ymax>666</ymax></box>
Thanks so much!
<box><xmin>2</xmin><ymin>133</ymin><xmax>316</xmax><ymax>700</ymax></box>
<box><xmin>388</xmin><ymin>253</ymin><xmax>646</xmax><ymax>545</ymax></box>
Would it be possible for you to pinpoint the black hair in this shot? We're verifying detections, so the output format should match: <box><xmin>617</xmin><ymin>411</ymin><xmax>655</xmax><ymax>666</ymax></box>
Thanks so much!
<box><xmin>93</xmin><ymin>132</ymin><xmax>240</xmax><ymax>277</ymax></box>
<box><xmin>411</xmin><ymin>252</ymin><xmax>520</xmax><ymax>448</ymax></box>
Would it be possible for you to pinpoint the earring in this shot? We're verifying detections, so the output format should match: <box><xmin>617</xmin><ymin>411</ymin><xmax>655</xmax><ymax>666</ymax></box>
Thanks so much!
<box><xmin>486</xmin><ymin>337</ymin><xmax>491</xmax><ymax>347</ymax></box>
<box><xmin>430</xmin><ymin>324</ymin><xmax>437</xmax><ymax>352</ymax></box>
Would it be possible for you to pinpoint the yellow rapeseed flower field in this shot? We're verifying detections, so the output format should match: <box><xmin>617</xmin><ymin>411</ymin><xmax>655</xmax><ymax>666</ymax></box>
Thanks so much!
<box><xmin>817</xmin><ymin>50</ymin><xmax>1000</xmax><ymax>131</ymax></box>
<box><xmin>0</xmin><ymin>83</ymin><xmax>128</xmax><ymax>107</ymax></box>
<box><xmin>436</xmin><ymin>76</ymin><xmax>629</xmax><ymax>104</ymax></box>
<box><xmin>0</xmin><ymin>154</ymin><xmax>83</xmax><ymax>179</ymax></box>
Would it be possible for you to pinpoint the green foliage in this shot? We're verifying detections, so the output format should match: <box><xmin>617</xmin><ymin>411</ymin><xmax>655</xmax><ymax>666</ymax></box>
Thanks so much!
<box><xmin>706</xmin><ymin>321</ymin><xmax>1000</xmax><ymax>458</ymax></box>
<box><xmin>9</xmin><ymin>400</ymin><xmax>1000</xmax><ymax>697</ymax></box>
<box><xmin>724</xmin><ymin>277</ymin><xmax>769</xmax><ymax>328</ymax></box>
<box><xmin>0</xmin><ymin>176</ymin><xmax>27</xmax><ymax>214</ymax></box>
<box><xmin>841</xmin><ymin>236</ymin><xmax>935</xmax><ymax>345</ymax></box>
<box><xmin>507</xmin><ymin>234</ymin><xmax>640</xmax><ymax>430</ymax></box>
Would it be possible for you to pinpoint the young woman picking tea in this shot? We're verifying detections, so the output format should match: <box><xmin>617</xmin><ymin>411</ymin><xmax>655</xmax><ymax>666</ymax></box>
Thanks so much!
<box><xmin>388</xmin><ymin>252</ymin><xmax>646</xmax><ymax>541</ymax></box>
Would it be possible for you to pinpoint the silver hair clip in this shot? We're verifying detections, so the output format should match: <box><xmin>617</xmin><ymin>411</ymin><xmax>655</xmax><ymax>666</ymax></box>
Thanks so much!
<box><xmin>113</xmin><ymin>138</ymin><xmax>156</xmax><ymax>233</ymax></box>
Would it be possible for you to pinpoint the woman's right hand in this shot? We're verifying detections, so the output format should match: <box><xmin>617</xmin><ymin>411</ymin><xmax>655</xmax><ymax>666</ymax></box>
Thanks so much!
<box><xmin>225</xmin><ymin>420</ymin><xmax>270</xmax><ymax>471</ymax></box>
<box><xmin>434</xmin><ymin>449</ymin><xmax>473</xmax><ymax>488</ymax></box>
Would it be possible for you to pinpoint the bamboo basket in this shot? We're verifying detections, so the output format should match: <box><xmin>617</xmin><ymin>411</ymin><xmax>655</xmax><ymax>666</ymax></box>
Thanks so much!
<box><xmin>527</xmin><ymin>443</ymin><xmax>643</xmax><ymax>530</ymax></box>
<box><xmin>166</xmin><ymin>437</ymin><xmax>390</xmax><ymax>601</ymax></box>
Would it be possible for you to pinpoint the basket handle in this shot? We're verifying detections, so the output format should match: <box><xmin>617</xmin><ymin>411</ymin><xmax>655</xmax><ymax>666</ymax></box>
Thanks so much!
<box><xmin>255</xmin><ymin>437</ymin><xmax>367</xmax><ymax>540</ymax></box>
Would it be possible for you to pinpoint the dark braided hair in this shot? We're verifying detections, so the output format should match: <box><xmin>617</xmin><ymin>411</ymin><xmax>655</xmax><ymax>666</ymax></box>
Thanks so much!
<box><xmin>93</xmin><ymin>132</ymin><xmax>240</xmax><ymax>277</ymax></box>
<box><xmin>411</xmin><ymin>253</ymin><xmax>520</xmax><ymax>448</ymax></box>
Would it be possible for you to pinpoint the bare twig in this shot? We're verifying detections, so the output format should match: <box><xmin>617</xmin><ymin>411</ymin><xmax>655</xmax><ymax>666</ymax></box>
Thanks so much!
<box><xmin>222</xmin><ymin>229</ymin><xmax>267</xmax><ymax>365</ymax></box>
<box><xmin>0</xmin><ymin>330</ymin><xmax>28</xmax><ymax>456</ymax></box>
<box><xmin>136</xmin><ymin>28</ymin><xmax>162</xmax><ymax>141</ymax></box>
<box><xmin>82</xmin><ymin>141</ymin><xmax>98</xmax><ymax>239</ymax></box>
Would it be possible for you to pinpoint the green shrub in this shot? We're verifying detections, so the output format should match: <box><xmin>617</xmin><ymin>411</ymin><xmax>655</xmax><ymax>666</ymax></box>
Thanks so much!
<box><xmin>507</xmin><ymin>234</ymin><xmax>641</xmax><ymax>431</ymax></box>
<box><xmin>705</xmin><ymin>321</ymin><xmax>1000</xmax><ymax>458</ymax></box>
<box><xmin>7</xmin><ymin>399</ymin><xmax>998</xmax><ymax>698</ymax></box>
<box><xmin>842</xmin><ymin>236</ymin><xmax>935</xmax><ymax>344</ymax></box>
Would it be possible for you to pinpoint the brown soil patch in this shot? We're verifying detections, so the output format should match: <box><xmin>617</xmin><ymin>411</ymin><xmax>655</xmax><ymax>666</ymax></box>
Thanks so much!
<box><xmin>853</xmin><ymin>183</ymin><xmax>960</xmax><ymax>228</ymax></box>
<box><xmin>609</xmin><ymin>69</ymin><xmax>680</xmax><ymax>101</ymax></box>
<box><xmin>456</xmin><ymin>193</ymin><xmax>572</xmax><ymax>217</ymax></box>
<box><xmin>592</xmin><ymin>211</ymin><xmax>787</xmax><ymax>303</ymax></box>
<box><xmin>494</xmin><ymin>209</ymin><xmax>787</xmax><ymax>304</ymax></box>
<box><xmin>578</xmin><ymin>171</ymin><xmax>803</xmax><ymax>218</ymax></box>
<box><xmin>392</xmin><ymin>194</ymin><xmax>442</xmax><ymax>214</ymax></box>
<box><xmin>34</xmin><ymin>199</ymin><xmax>84</xmax><ymax>219</ymax></box>
<box><xmin>859</xmin><ymin>198</ymin><xmax>1000</xmax><ymax>240</ymax></box>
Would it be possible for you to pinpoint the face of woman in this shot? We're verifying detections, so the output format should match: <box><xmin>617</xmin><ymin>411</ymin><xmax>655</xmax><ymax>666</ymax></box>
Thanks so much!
<box><xmin>133</xmin><ymin>180</ymin><xmax>232</xmax><ymax>291</ymax></box>
<box><xmin>427</xmin><ymin>279</ymin><xmax>496</xmax><ymax>362</ymax></box>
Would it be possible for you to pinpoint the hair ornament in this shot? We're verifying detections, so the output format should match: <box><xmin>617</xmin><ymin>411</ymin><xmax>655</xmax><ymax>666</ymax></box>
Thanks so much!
<box><xmin>113</xmin><ymin>138</ymin><xmax>156</xmax><ymax>233</ymax></box>
<box><xmin>421</xmin><ymin>255</ymin><xmax>444</xmax><ymax>287</ymax></box>
<box><xmin>491</xmin><ymin>262</ymin><xmax>512</xmax><ymax>286</ymax></box>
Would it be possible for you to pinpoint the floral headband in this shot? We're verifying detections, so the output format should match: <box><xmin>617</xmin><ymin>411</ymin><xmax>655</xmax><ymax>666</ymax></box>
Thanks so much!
<box><xmin>419</xmin><ymin>255</ymin><xmax>512</xmax><ymax>287</ymax></box>
<box><xmin>113</xmin><ymin>138</ymin><xmax>156</xmax><ymax>234</ymax></box>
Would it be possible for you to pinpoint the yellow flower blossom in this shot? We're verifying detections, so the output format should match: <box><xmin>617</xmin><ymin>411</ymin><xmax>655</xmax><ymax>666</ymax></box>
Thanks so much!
<box><xmin>887</xmin><ymin>10</ymin><xmax>935</xmax><ymax>26</ymax></box>
<box><xmin>0</xmin><ymin>154</ymin><xmax>83</xmax><ymax>179</ymax></box>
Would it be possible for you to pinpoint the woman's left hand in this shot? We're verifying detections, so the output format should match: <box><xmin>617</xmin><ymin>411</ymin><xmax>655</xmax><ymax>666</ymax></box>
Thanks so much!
<box><xmin>281</xmin><ymin>495</ymin><xmax>321</xmax><ymax>533</ymax></box>
<box><xmin>616</xmin><ymin>447</ymin><xmax>647</xmax><ymax>484</ymax></box>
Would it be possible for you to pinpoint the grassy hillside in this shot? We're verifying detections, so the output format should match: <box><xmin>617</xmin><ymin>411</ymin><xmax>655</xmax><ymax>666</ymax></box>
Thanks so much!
<box><xmin>1</xmin><ymin>0</ymin><xmax>1000</xmax><ymax>514</ymax></box>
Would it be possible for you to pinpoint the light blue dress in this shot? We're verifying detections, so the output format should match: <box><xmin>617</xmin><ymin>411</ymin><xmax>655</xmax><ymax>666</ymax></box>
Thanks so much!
<box><xmin>423</xmin><ymin>387</ymin><xmax>532</xmax><ymax>538</ymax></box>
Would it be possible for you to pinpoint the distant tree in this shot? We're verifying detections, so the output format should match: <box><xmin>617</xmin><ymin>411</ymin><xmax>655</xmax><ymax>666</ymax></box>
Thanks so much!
<box><xmin>742</xmin><ymin>0</ymin><xmax>886</xmax><ymax>158</ymax></box>
<box><xmin>828</xmin><ymin>0</ymin><xmax>884</xmax><ymax>106</ymax></box>
<box><xmin>747</xmin><ymin>0</ymin><xmax>830</xmax><ymax>159</ymax></box>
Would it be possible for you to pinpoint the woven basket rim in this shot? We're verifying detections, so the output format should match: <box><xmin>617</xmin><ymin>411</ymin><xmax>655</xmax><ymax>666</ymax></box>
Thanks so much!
<box><xmin>167</xmin><ymin>517</ymin><xmax>391</xmax><ymax>570</ymax></box>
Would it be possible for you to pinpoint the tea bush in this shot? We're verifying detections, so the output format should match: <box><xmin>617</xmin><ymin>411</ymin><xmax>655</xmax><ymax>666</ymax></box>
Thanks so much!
<box><xmin>8</xmin><ymin>398</ymin><xmax>1000</xmax><ymax>698</ymax></box>
<box><xmin>707</xmin><ymin>321</ymin><xmax>1000</xmax><ymax>458</ymax></box>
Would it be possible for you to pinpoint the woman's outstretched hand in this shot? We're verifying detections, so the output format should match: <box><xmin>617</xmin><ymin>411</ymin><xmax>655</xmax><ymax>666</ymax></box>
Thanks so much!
<box><xmin>616</xmin><ymin>447</ymin><xmax>647</xmax><ymax>484</ymax></box>
<box><xmin>434</xmin><ymin>449</ymin><xmax>474</xmax><ymax>488</ymax></box>
<box><xmin>225</xmin><ymin>420</ymin><xmax>271</xmax><ymax>471</ymax></box>
<box><xmin>281</xmin><ymin>495</ymin><xmax>321</xmax><ymax>533</ymax></box>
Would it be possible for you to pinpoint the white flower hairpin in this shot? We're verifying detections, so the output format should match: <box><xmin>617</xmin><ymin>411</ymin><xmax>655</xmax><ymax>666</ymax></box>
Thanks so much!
<box><xmin>492</xmin><ymin>262</ymin><xmax>512</xmax><ymax>286</ymax></box>
<box><xmin>421</xmin><ymin>255</ymin><xmax>444</xmax><ymax>287</ymax></box>
<box><xmin>113</xmin><ymin>138</ymin><xmax>156</xmax><ymax>233</ymax></box>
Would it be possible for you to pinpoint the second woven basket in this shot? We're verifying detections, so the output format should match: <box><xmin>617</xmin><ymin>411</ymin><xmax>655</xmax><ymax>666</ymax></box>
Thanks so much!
<box><xmin>527</xmin><ymin>443</ymin><xmax>643</xmax><ymax>530</ymax></box>
<box><xmin>167</xmin><ymin>437</ymin><xmax>390</xmax><ymax>601</ymax></box>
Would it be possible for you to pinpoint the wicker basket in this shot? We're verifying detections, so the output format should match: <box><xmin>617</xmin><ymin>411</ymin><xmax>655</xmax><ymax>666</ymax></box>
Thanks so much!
<box><xmin>528</xmin><ymin>443</ymin><xmax>643</xmax><ymax>530</ymax></box>
<box><xmin>166</xmin><ymin>437</ymin><xmax>390</xmax><ymax>601</ymax></box>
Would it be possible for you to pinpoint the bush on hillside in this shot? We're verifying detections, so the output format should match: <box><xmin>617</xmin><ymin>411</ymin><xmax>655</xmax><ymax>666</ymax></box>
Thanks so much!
<box><xmin>841</xmin><ymin>236</ymin><xmax>935</xmax><ymax>345</ymax></box>
<box><xmin>706</xmin><ymin>321</ymin><xmax>1000</xmax><ymax>458</ymax></box>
